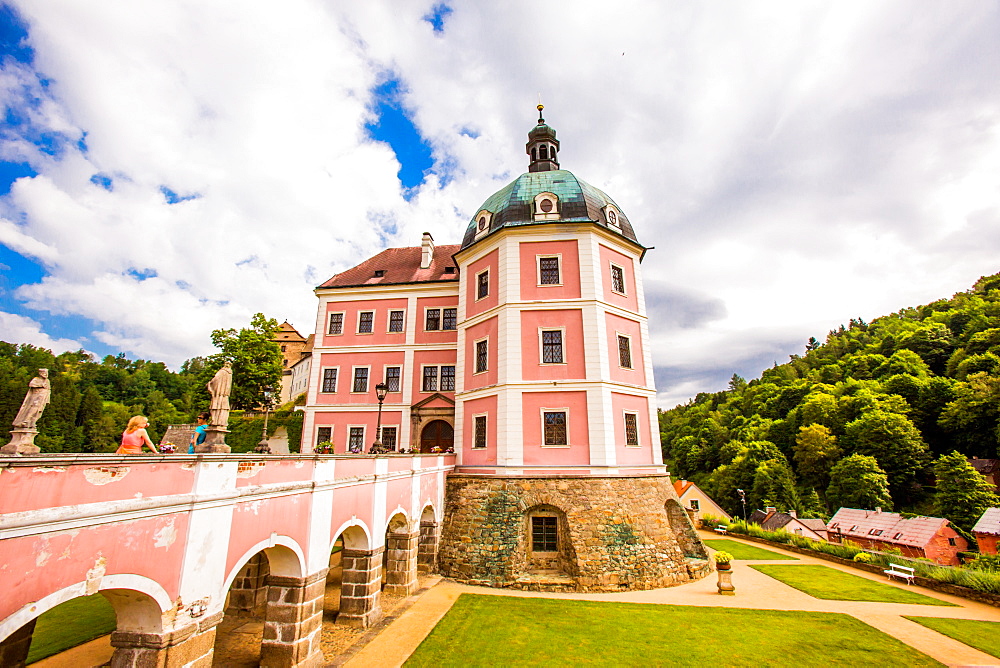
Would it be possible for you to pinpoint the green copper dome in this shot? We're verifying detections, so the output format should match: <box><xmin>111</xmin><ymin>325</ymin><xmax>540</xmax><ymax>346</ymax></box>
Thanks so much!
<box><xmin>460</xmin><ymin>169</ymin><xmax>638</xmax><ymax>249</ymax></box>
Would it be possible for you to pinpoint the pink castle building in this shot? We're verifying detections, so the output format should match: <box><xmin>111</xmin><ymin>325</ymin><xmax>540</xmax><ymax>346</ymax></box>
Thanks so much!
<box><xmin>302</xmin><ymin>108</ymin><xmax>707</xmax><ymax>590</ymax></box>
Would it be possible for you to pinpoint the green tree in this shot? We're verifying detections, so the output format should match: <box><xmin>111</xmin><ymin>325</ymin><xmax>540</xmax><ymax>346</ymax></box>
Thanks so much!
<box><xmin>933</xmin><ymin>451</ymin><xmax>1000</xmax><ymax>534</ymax></box>
<box><xmin>843</xmin><ymin>409</ymin><xmax>929</xmax><ymax>504</ymax></box>
<box><xmin>750</xmin><ymin>457</ymin><xmax>800</xmax><ymax>512</ymax></box>
<box><xmin>939</xmin><ymin>372</ymin><xmax>1000</xmax><ymax>458</ymax></box>
<box><xmin>793</xmin><ymin>423</ymin><xmax>841</xmax><ymax>497</ymax></box>
<box><xmin>827</xmin><ymin>454</ymin><xmax>892</xmax><ymax>511</ymax></box>
<box><xmin>207</xmin><ymin>313</ymin><xmax>283</xmax><ymax>411</ymax></box>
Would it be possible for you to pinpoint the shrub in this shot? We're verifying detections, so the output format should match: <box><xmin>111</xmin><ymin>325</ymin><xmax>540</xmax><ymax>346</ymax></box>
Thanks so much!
<box><xmin>713</xmin><ymin>551</ymin><xmax>734</xmax><ymax>564</ymax></box>
<box><xmin>853</xmin><ymin>552</ymin><xmax>874</xmax><ymax>564</ymax></box>
<box><xmin>700</xmin><ymin>514</ymin><xmax>726</xmax><ymax>529</ymax></box>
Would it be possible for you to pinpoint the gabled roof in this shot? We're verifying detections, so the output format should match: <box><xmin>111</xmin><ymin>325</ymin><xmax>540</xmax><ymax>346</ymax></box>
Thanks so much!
<box><xmin>319</xmin><ymin>244</ymin><xmax>461</xmax><ymax>289</ymax></box>
<box><xmin>827</xmin><ymin>508</ymin><xmax>953</xmax><ymax>548</ymax></box>
<box><xmin>799</xmin><ymin>518</ymin><xmax>828</xmax><ymax>533</ymax></box>
<box><xmin>673</xmin><ymin>480</ymin><xmax>694</xmax><ymax>497</ymax></box>
<box><xmin>969</xmin><ymin>458</ymin><xmax>1000</xmax><ymax>476</ymax></box>
<box><xmin>973</xmin><ymin>508</ymin><xmax>1000</xmax><ymax>536</ymax></box>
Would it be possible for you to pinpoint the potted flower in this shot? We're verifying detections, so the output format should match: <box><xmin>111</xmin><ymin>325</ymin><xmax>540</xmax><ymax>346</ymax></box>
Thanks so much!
<box><xmin>315</xmin><ymin>440</ymin><xmax>333</xmax><ymax>454</ymax></box>
<box><xmin>714</xmin><ymin>551</ymin><xmax>734</xmax><ymax>571</ymax></box>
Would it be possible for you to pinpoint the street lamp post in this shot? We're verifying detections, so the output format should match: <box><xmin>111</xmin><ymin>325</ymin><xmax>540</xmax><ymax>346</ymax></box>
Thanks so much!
<box><xmin>369</xmin><ymin>382</ymin><xmax>388</xmax><ymax>454</ymax></box>
<box><xmin>736</xmin><ymin>488</ymin><xmax>747</xmax><ymax>523</ymax></box>
<box><xmin>255</xmin><ymin>386</ymin><xmax>274</xmax><ymax>454</ymax></box>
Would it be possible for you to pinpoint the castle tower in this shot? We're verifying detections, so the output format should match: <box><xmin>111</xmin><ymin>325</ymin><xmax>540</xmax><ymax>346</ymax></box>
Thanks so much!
<box><xmin>438</xmin><ymin>108</ymin><xmax>708</xmax><ymax>590</ymax></box>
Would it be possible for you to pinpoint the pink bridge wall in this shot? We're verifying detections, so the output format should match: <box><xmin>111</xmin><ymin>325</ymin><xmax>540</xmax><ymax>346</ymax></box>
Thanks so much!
<box><xmin>0</xmin><ymin>453</ymin><xmax>454</xmax><ymax>643</ymax></box>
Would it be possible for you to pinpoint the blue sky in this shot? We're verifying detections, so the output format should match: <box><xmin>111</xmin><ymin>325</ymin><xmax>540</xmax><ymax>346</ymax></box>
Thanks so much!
<box><xmin>1</xmin><ymin>1</ymin><xmax>999</xmax><ymax>407</ymax></box>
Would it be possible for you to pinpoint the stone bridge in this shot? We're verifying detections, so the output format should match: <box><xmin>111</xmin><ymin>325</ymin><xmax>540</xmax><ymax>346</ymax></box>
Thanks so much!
<box><xmin>0</xmin><ymin>453</ymin><xmax>455</xmax><ymax>667</ymax></box>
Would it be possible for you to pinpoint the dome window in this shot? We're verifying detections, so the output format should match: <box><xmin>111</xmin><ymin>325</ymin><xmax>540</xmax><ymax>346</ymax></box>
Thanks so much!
<box><xmin>532</xmin><ymin>192</ymin><xmax>560</xmax><ymax>221</ymax></box>
<box><xmin>474</xmin><ymin>210</ymin><xmax>493</xmax><ymax>237</ymax></box>
<box><xmin>604</xmin><ymin>205</ymin><xmax>622</xmax><ymax>230</ymax></box>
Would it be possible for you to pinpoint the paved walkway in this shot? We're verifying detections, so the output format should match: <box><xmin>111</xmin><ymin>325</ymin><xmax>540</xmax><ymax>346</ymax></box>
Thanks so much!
<box><xmin>344</xmin><ymin>531</ymin><xmax>1000</xmax><ymax>668</ymax></box>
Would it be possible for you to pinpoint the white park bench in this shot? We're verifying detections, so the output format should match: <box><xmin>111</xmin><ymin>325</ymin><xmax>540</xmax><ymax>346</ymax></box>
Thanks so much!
<box><xmin>884</xmin><ymin>563</ymin><xmax>915</xmax><ymax>585</ymax></box>
<box><xmin>714</xmin><ymin>526</ymin><xmax>728</xmax><ymax>535</ymax></box>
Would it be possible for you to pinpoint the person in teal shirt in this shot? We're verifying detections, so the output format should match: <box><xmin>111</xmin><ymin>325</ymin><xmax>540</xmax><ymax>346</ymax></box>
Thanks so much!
<box><xmin>189</xmin><ymin>412</ymin><xmax>209</xmax><ymax>453</ymax></box>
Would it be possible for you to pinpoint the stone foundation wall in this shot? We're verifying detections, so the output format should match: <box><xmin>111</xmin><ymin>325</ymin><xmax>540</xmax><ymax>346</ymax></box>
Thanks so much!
<box><xmin>438</xmin><ymin>475</ymin><xmax>710</xmax><ymax>592</ymax></box>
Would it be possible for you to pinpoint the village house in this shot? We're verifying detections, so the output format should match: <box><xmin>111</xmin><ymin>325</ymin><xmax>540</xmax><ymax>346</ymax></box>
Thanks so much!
<box><xmin>827</xmin><ymin>507</ymin><xmax>967</xmax><ymax>565</ymax></box>
<box><xmin>969</xmin><ymin>457</ymin><xmax>1000</xmax><ymax>495</ymax></box>
<box><xmin>673</xmin><ymin>479</ymin><xmax>731</xmax><ymax>527</ymax></box>
<box><xmin>748</xmin><ymin>507</ymin><xmax>826</xmax><ymax>541</ymax></box>
<box><xmin>973</xmin><ymin>507</ymin><xmax>1000</xmax><ymax>555</ymax></box>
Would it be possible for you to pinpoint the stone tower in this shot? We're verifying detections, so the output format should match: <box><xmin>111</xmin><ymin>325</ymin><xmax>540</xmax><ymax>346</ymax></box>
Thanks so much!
<box><xmin>437</xmin><ymin>107</ymin><xmax>709</xmax><ymax>590</ymax></box>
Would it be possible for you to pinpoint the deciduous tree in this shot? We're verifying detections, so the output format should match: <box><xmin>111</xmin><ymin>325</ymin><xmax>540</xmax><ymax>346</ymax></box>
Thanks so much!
<box><xmin>933</xmin><ymin>451</ymin><xmax>1000</xmax><ymax>534</ymax></box>
<box><xmin>827</xmin><ymin>454</ymin><xmax>892</xmax><ymax>511</ymax></box>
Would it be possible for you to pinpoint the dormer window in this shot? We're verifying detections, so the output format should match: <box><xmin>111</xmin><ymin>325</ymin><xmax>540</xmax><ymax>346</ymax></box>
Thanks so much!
<box><xmin>374</xmin><ymin>270</ymin><xmax>385</xmax><ymax>277</ymax></box>
<box><xmin>604</xmin><ymin>205</ymin><xmax>622</xmax><ymax>230</ymax></box>
<box><xmin>474</xmin><ymin>210</ymin><xmax>492</xmax><ymax>237</ymax></box>
<box><xmin>533</xmin><ymin>192</ymin><xmax>559</xmax><ymax>221</ymax></box>
<box><xmin>444</xmin><ymin>266</ymin><xmax>456</xmax><ymax>274</ymax></box>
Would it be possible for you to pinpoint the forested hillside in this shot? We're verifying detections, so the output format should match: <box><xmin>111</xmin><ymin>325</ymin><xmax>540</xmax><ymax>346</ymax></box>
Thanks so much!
<box><xmin>659</xmin><ymin>272</ymin><xmax>1000</xmax><ymax>530</ymax></box>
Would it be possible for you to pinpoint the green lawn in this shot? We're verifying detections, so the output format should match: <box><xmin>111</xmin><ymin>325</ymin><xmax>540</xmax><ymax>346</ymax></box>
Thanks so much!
<box><xmin>405</xmin><ymin>594</ymin><xmax>941</xmax><ymax>667</ymax></box>
<box><xmin>27</xmin><ymin>594</ymin><xmax>116</xmax><ymax>664</ymax></box>
<box><xmin>704</xmin><ymin>539</ymin><xmax>798</xmax><ymax>560</ymax></box>
<box><xmin>750</xmin><ymin>565</ymin><xmax>957</xmax><ymax>606</ymax></box>
<box><xmin>905</xmin><ymin>616</ymin><xmax>1000</xmax><ymax>659</ymax></box>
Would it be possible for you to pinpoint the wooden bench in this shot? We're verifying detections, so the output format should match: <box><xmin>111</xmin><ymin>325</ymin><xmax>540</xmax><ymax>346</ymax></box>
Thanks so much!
<box><xmin>714</xmin><ymin>526</ymin><xmax>728</xmax><ymax>535</ymax></box>
<box><xmin>884</xmin><ymin>563</ymin><xmax>915</xmax><ymax>585</ymax></box>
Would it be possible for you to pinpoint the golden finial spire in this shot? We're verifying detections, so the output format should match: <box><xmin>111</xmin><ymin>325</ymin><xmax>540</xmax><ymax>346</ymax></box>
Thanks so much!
<box><xmin>537</xmin><ymin>102</ymin><xmax>544</xmax><ymax>124</ymax></box>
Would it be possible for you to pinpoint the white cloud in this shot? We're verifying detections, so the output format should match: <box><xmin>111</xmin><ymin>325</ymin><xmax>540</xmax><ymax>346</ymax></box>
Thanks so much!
<box><xmin>1</xmin><ymin>0</ymin><xmax>998</xmax><ymax>406</ymax></box>
<box><xmin>0</xmin><ymin>311</ymin><xmax>87</xmax><ymax>354</ymax></box>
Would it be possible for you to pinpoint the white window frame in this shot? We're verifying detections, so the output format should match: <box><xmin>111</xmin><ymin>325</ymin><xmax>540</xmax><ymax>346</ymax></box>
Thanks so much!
<box><xmin>320</xmin><ymin>366</ymin><xmax>339</xmax><ymax>393</ymax></box>
<box><xmin>540</xmin><ymin>407</ymin><xmax>570</xmax><ymax>447</ymax></box>
<box><xmin>623</xmin><ymin>410</ymin><xmax>640</xmax><ymax>447</ymax></box>
<box><xmin>383</xmin><ymin>365</ymin><xmax>402</xmax><ymax>393</ymax></box>
<box><xmin>351</xmin><ymin>366</ymin><xmax>371</xmax><ymax>394</ymax></box>
<box><xmin>420</xmin><ymin>364</ymin><xmax>439</xmax><ymax>392</ymax></box>
<box><xmin>532</xmin><ymin>191</ymin><xmax>560</xmax><ymax>221</ymax></box>
<box><xmin>475</xmin><ymin>269</ymin><xmax>490</xmax><ymax>301</ymax></box>
<box><xmin>347</xmin><ymin>425</ymin><xmax>366</xmax><ymax>452</ymax></box>
<box><xmin>536</xmin><ymin>254</ymin><xmax>562</xmax><ymax>286</ymax></box>
<box><xmin>474</xmin><ymin>209</ymin><xmax>492</xmax><ymax>238</ymax></box>
<box><xmin>316</xmin><ymin>426</ymin><xmax>333</xmax><ymax>445</ymax></box>
<box><xmin>604</xmin><ymin>204</ymin><xmax>622</xmax><ymax>229</ymax></box>
<box><xmin>424</xmin><ymin>307</ymin><xmax>442</xmax><ymax>331</ymax></box>
<box><xmin>328</xmin><ymin>311</ymin><xmax>345</xmax><ymax>336</ymax></box>
<box><xmin>474</xmin><ymin>337</ymin><xmax>489</xmax><ymax>374</ymax></box>
<box><xmin>357</xmin><ymin>310</ymin><xmax>375</xmax><ymax>334</ymax></box>
<box><xmin>442</xmin><ymin>307</ymin><xmax>458</xmax><ymax>331</ymax></box>
<box><xmin>690</xmin><ymin>499</ymin><xmax>700</xmax><ymax>511</ymax></box>
<box><xmin>388</xmin><ymin>309</ymin><xmax>405</xmax><ymax>333</ymax></box>
<box><xmin>538</xmin><ymin>327</ymin><xmax>566</xmax><ymax>365</ymax></box>
<box><xmin>609</xmin><ymin>262</ymin><xmax>627</xmax><ymax>296</ymax></box>
<box><xmin>472</xmin><ymin>413</ymin><xmax>488</xmax><ymax>449</ymax></box>
<box><xmin>380</xmin><ymin>425</ymin><xmax>399</xmax><ymax>451</ymax></box>
<box><xmin>617</xmin><ymin>332</ymin><xmax>633</xmax><ymax>370</ymax></box>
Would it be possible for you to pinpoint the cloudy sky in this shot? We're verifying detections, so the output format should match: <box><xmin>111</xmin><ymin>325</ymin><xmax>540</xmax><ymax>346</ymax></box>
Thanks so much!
<box><xmin>1</xmin><ymin>1</ymin><xmax>998</xmax><ymax>408</ymax></box>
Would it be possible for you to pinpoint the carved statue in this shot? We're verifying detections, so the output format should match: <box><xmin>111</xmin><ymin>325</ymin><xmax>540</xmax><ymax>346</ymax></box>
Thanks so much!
<box><xmin>13</xmin><ymin>369</ymin><xmax>50</xmax><ymax>429</ymax></box>
<box><xmin>207</xmin><ymin>362</ymin><xmax>233</xmax><ymax>428</ymax></box>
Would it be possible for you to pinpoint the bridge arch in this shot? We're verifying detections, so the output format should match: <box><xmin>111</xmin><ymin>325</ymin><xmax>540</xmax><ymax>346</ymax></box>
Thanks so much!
<box><xmin>223</xmin><ymin>535</ymin><xmax>306</xmax><ymax>593</ymax></box>
<box><xmin>331</xmin><ymin>519</ymin><xmax>373</xmax><ymax>552</ymax></box>
<box><xmin>0</xmin><ymin>574</ymin><xmax>170</xmax><ymax>644</ymax></box>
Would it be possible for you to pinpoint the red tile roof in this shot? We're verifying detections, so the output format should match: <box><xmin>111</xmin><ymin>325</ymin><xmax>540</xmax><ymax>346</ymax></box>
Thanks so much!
<box><xmin>827</xmin><ymin>508</ymin><xmax>951</xmax><ymax>548</ymax></box>
<box><xmin>673</xmin><ymin>480</ymin><xmax>694</xmax><ymax>497</ymax></box>
<box><xmin>319</xmin><ymin>244</ymin><xmax>462</xmax><ymax>288</ymax></box>
<box><xmin>973</xmin><ymin>508</ymin><xmax>1000</xmax><ymax>536</ymax></box>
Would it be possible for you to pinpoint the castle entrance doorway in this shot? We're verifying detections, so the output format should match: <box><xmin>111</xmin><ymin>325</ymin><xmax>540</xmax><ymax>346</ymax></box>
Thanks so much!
<box><xmin>419</xmin><ymin>420</ymin><xmax>453</xmax><ymax>453</ymax></box>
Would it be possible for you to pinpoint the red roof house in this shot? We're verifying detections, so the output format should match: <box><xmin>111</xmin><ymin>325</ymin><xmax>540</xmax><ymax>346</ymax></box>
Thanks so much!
<box><xmin>972</xmin><ymin>507</ymin><xmax>1000</xmax><ymax>555</ymax></box>
<box><xmin>826</xmin><ymin>507</ymin><xmax>967</xmax><ymax>565</ymax></box>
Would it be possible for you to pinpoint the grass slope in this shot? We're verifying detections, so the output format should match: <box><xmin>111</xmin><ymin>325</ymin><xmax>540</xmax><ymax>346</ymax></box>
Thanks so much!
<box><xmin>405</xmin><ymin>594</ymin><xmax>941</xmax><ymax>667</ymax></box>
<box><xmin>704</xmin><ymin>539</ymin><xmax>797</xmax><ymax>560</ymax></box>
<box><xmin>905</xmin><ymin>616</ymin><xmax>1000</xmax><ymax>659</ymax></box>
<box><xmin>751</xmin><ymin>565</ymin><xmax>956</xmax><ymax>606</ymax></box>
<box><xmin>27</xmin><ymin>594</ymin><xmax>117</xmax><ymax>664</ymax></box>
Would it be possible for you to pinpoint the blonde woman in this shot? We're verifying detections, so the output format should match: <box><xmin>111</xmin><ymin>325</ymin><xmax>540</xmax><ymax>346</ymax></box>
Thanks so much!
<box><xmin>116</xmin><ymin>416</ymin><xmax>160</xmax><ymax>454</ymax></box>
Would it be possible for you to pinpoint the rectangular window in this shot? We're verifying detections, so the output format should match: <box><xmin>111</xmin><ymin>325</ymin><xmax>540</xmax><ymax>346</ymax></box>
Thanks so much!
<box><xmin>352</xmin><ymin>367</ymin><xmax>369</xmax><ymax>393</ymax></box>
<box><xmin>317</xmin><ymin>426</ymin><xmax>332</xmax><ymax>445</ymax></box>
<box><xmin>440</xmin><ymin>365</ymin><xmax>455</xmax><ymax>391</ymax></box>
<box><xmin>610</xmin><ymin>264</ymin><xmax>626</xmax><ymax>295</ymax></box>
<box><xmin>618</xmin><ymin>334</ymin><xmax>632</xmax><ymax>369</ymax></box>
<box><xmin>425</xmin><ymin>308</ymin><xmax>441</xmax><ymax>331</ymax></box>
<box><xmin>358</xmin><ymin>311</ymin><xmax>374</xmax><ymax>334</ymax></box>
<box><xmin>442</xmin><ymin>307</ymin><xmax>457</xmax><ymax>330</ymax></box>
<box><xmin>531</xmin><ymin>516</ymin><xmax>558</xmax><ymax>552</ymax></box>
<box><xmin>475</xmin><ymin>339</ymin><xmax>488</xmax><ymax>373</ymax></box>
<box><xmin>543</xmin><ymin>411</ymin><xmax>567</xmax><ymax>446</ymax></box>
<box><xmin>349</xmin><ymin>427</ymin><xmax>364</xmax><ymax>451</ymax></box>
<box><xmin>422</xmin><ymin>366</ymin><xmax>438</xmax><ymax>392</ymax></box>
<box><xmin>542</xmin><ymin>330</ymin><xmax>564</xmax><ymax>364</ymax></box>
<box><xmin>388</xmin><ymin>310</ymin><xmax>404</xmax><ymax>332</ymax></box>
<box><xmin>328</xmin><ymin>312</ymin><xmax>344</xmax><ymax>335</ymax></box>
<box><xmin>321</xmin><ymin>368</ymin><xmax>338</xmax><ymax>393</ymax></box>
<box><xmin>690</xmin><ymin>499</ymin><xmax>700</xmax><ymax>511</ymax></box>
<box><xmin>477</xmin><ymin>270</ymin><xmax>489</xmax><ymax>300</ymax></box>
<box><xmin>539</xmin><ymin>257</ymin><xmax>560</xmax><ymax>284</ymax></box>
<box><xmin>385</xmin><ymin>366</ymin><xmax>401</xmax><ymax>392</ymax></box>
<box><xmin>381</xmin><ymin>426</ymin><xmax>397</xmax><ymax>451</ymax></box>
<box><xmin>624</xmin><ymin>412</ymin><xmax>639</xmax><ymax>446</ymax></box>
<box><xmin>473</xmin><ymin>415</ymin><xmax>487</xmax><ymax>449</ymax></box>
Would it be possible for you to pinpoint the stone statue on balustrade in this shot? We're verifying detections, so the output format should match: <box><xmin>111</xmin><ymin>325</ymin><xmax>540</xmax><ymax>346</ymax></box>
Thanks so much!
<box><xmin>198</xmin><ymin>361</ymin><xmax>233</xmax><ymax>453</ymax></box>
<box><xmin>2</xmin><ymin>369</ymin><xmax>50</xmax><ymax>455</ymax></box>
